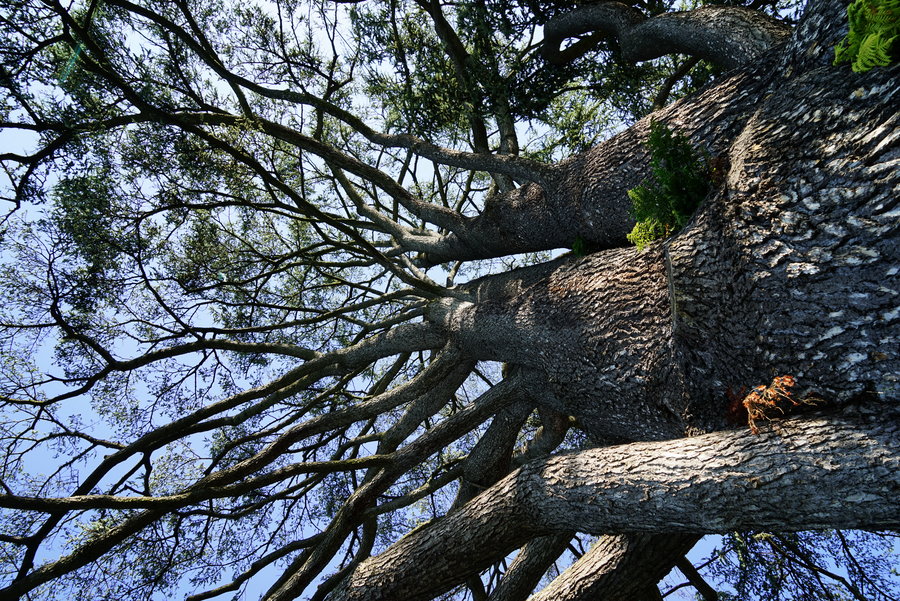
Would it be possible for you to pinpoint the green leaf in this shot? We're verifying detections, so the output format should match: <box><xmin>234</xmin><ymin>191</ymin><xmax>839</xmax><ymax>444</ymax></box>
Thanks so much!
<box><xmin>853</xmin><ymin>32</ymin><xmax>897</xmax><ymax>71</ymax></box>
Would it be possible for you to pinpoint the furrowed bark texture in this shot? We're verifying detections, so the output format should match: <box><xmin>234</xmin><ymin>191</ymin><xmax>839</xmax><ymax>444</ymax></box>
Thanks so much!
<box><xmin>421</xmin><ymin>2</ymin><xmax>795</xmax><ymax>265</ymax></box>
<box><xmin>443</xmin><ymin>246</ymin><xmax>687</xmax><ymax>442</ymax></box>
<box><xmin>426</xmin><ymin>0</ymin><xmax>899</xmax><ymax>440</ymax></box>
<box><xmin>667</xmin><ymin>18</ymin><xmax>899</xmax><ymax>408</ymax></box>
<box><xmin>541</xmin><ymin>3</ymin><xmax>790</xmax><ymax>69</ymax></box>
<box><xmin>427</xmin><ymin>61</ymin><xmax>775</xmax><ymax>263</ymax></box>
<box><xmin>397</xmin><ymin>1</ymin><xmax>900</xmax><ymax>598</ymax></box>
<box><xmin>330</xmin><ymin>407</ymin><xmax>900</xmax><ymax>600</ymax></box>
<box><xmin>526</xmin><ymin>534</ymin><xmax>700</xmax><ymax>601</ymax></box>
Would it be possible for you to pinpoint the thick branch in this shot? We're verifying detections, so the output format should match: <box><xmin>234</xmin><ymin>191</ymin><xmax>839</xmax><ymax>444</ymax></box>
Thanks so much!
<box><xmin>418</xmin><ymin>54</ymin><xmax>777</xmax><ymax>264</ymax></box>
<box><xmin>330</xmin><ymin>406</ymin><xmax>900</xmax><ymax>601</ymax></box>
<box><xmin>675</xmin><ymin>555</ymin><xmax>719</xmax><ymax>601</ymax></box>
<box><xmin>528</xmin><ymin>534</ymin><xmax>699</xmax><ymax>601</ymax></box>
<box><xmin>263</xmin><ymin>373</ymin><xmax>530</xmax><ymax>601</ymax></box>
<box><xmin>451</xmin><ymin>401</ymin><xmax>533</xmax><ymax>509</ymax></box>
<box><xmin>486</xmin><ymin>533</ymin><xmax>573</xmax><ymax>601</ymax></box>
<box><xmin>542</xmin><ymin>3</ymin><xmax>790</xmax><ymax>70</ymax></box>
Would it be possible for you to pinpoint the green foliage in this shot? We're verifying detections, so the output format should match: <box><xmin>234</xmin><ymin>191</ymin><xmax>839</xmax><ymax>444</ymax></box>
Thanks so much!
<box><xmin>571</xmin><ymin>236</ymin><xmax>587</xmax><ymax>256</ymax></box>
<box><xmin>50</xmin><ymin>172</ymin><xmax>129</xmax><ymax>314</ymax></box>
<box><xmin>349</xmin><ymin>0</ymin><xmax>730</xmax><ymax>146</ymax></box>
<box><xmin>526</xmin><ymin>89</ymin><xmax>615</xmax><ymax>161</ymax></box>
<box><xmin>625</xmin><ymin>217</ymin><xmax>671</xmax><ymax>251</ymax></box>
<box><xmin>626</xmin><ymin>121</ymin><xmax>710</xmax><ymax>250</ymax></box>
<box><xmin>834</xmin><ymin>0</ymin><xmax>900</xmax><ymax>72</ymax></box>
<box><xmin>350</xmin><ymin>3</ymin><xmax>474</xmax><ymax>139</ymax></box>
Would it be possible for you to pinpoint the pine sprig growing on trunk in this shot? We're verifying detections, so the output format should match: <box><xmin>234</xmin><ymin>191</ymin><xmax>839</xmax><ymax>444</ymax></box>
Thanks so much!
<box><xmin>626</xmin><ymin>121</ymin><xmax>711</xmax><ymax>250</ymax></box>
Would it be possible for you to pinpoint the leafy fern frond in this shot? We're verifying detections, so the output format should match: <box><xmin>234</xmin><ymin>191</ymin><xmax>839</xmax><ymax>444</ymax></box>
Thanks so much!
<box><xmin>855</xmin><ymin>31</ymin><xmax>897</xmax><ymax>71</ymax></box>
<box><xmin>834</xmin><ymin>0</ymin><xmax>900</xmax><ymax>72</ymax></box>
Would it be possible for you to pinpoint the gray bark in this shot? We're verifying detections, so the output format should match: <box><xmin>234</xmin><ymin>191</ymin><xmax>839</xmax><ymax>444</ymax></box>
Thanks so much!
<box><xmin>3</xmin><ymin>0</ymin><xmax>895</xmax><ymax>598</ymax></box>
<box><xmin>541</xmin><ymin>3</ymin><xmax>790</xmax><ymax>70</ymax></box>
<box><xmin>329</xmin><ymin>406</ymin><xmax>900</xmax><ymax>600</ymax></box>
<box><xmin>451</xmin><ymin>401</ymin><xmax>534</xmax><ymax>510</ymax></box>
<box><xmin>440</xmin><ymin>245</ymin><xmax>686</xmax><ymax>442</ymax></box>
<box><xmin>360</xmin><ymin>0</ymin><xmax>900</xmax><ymax>596</ymax></box>
<box><xmin>526</xmin><ymin>534</ymin><xmax>699</xmax><ymax>601</ymax></box>
<box><xmin>485</xmin><ymin>533</ymin><xmax>573</xmax><ymax>601</ymax></box>
<box><xmin>283</xmin><ymin>0</ymin><xmax>898</xmax><ymax>597</ymax></box>
<box><xmin>424</xmin><ymin>66</ymin><xmax>770</xmax><ymax>263</ymax></box>
<box><xmin>379</xmin><ymin>1</ymin><xmax>900</xmax><ymax>595</ymax></box>
<box><xmin>420</xmin><ymin>0</ymin><xmax>893</xmax><ymax>276</ymax></box>
<box><xmin>420</xmin><ymin>0</ymin><xmax>899</xmax><ymax>444</ymax></box>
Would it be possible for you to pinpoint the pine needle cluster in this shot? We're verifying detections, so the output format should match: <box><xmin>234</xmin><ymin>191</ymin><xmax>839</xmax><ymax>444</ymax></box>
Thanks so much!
<box><xmin>626</xmin><ymin>121</ymin><xmax>710</xmax><ymax>250</ymax></box>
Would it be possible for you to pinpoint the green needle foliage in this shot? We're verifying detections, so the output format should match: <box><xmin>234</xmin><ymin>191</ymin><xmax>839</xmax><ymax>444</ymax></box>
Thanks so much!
<box><xmin>626</xmin><ymin>121</ymin><xmax>711</xmax><ymax>250</ymax></box>
<box><xmin>834</xmin><ymin>0</ymin><xmax>900</xmax><ymax>72</ymax></box>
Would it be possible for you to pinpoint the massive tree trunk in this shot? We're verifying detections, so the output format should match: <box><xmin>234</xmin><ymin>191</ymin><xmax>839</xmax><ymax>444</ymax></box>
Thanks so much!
<box><xmin>314</xmin><ymin>0</ymin><xmax>900</xmax><ymax>597</ymax></box>
<box><xmin>426</xmin><ymin>0</ymin><xmax>898</xmax><ymax>439</ymax></box>
<box><xmin>0</xmin><ymin>0</ymin><xmax>895</xmax><ymax>598</ymax></box>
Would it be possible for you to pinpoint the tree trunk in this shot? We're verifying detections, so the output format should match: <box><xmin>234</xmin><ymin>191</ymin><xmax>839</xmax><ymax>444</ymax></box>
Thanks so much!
<box><xmin>323</xmin><ymin>0</ymin><xmax>900</xmax><ymax>597</ymax></box>
<box><xmin>424</xmin><ymin>0</ymin><xmax>898</xmax><ymax>444</ymax></box>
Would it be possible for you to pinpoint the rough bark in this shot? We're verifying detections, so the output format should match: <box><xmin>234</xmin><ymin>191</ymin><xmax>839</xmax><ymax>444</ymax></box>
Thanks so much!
<box><xmin>343</xmin><ymin>0</ymin><xmax>900</xmax><ymax>596</ymax></box>
<box><xmin>526</xmin><ymin>534</ymin><xmax>699</xmax><ymax>601</ymax></box>
<box><xmin>437</xmin><ymin>245</ymin><xmax>687</xmax><ymax>442</ymax></box>
<box><xmin>541</xmin><ymin>3</ymin><xmax>790</xmax><ymax>70</ymax></box>
<box><xmin>450</xmin><ymin>400</ymin><xmax>534</xmax><ymax>509</ymax></box>
<box><xmin>485</xmin><ymin>533</ymin><xmax>573</xmax><ymax>601</ymax></box>
<box><xmin>424</xmin><ymin>62</ymin><xmax>773</xmax><ymax>263</ymax></box>
<box><xmin>2</xmin><ymin>0</ymin><xmax>896</xmax><ymax>598</ymax></box>
<box><xmin>329</xmin><ymin>406</ymin><xmax>900</xmax><ymax>600</ymax></box>
<box><xmin>422</xmin><ymin>0</ymin><xmax>899</xmax><ymax>443</ymax></box>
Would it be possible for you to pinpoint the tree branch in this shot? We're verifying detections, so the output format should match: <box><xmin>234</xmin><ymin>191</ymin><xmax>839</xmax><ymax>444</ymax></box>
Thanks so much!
<box><xmin>330</xmin><ymin>406</ymin><xmax>900</xmax><ymax>601</ymax></box>
<box><xmin>542</xmin><ymin>3</ymin><xmax>790</xmax><ymax>70</ymax></box>
<box><xmin>105</xmin><ymin>0</ymin><xmax>552</xmax><ymax>185</ymax></box>
<box><xmin>486</xmin><ymin>533</ymin><xmax>573</xmax><ymax>601</ymax></box>
<box><xmin>416</xmin><ymin>53</ymin><xmax>776</xmax><ymax>264</ymax></box>
<box><xmin>527</xmin><ymin>534</ymin><xmax>699</xmax><ymax>601</ymax></box>
<box><xmin>674</xmin><ymin>555</ymin><xmax>719</xmax><ymax>601</ymax></box>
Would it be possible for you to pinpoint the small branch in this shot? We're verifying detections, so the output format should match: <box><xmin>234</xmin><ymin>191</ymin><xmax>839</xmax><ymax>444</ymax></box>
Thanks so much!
<box><xmin>652</xmin><ymin>56</ymin><xmax>701</xmax><ymax>111</ymax></box>
<box><xmin>675</xmin><ymin>555</ymin><xmax>719</xmax><ymax>601</ymax></box>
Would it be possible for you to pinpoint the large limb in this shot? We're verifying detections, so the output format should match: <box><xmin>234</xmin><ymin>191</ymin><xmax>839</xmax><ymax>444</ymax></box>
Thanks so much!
<box><xmin>457</xmin><ymin>404</ymin><xmax>575</xmax><ymax>601</ymax></box>
<box><xmin>541</xmin><ymin>3</ymin><xmax>790</xmax><ymax>70</ymax></box>
<box><xmin>413</xmin><ymin>2</ymin><xmax>792</xmax><ymax>265</ymax></box>
<box><xmin>435</xmin><ymin>20</ymin><xmax>899</xmax><ymax>428</ymax></box>
<box><xmin>432</xmin><ymin>245</ymin><xmax>686</xmax><ymax>442</ymax></box>
<box><xmin>328</xmin><ymin>406</ymin><xmax>900</xmax><ymax>601</ymax></box>
<box><xmin>262</xmin><ymin>372</ymin><xmax>542</xmax><ymax>601</ymax></box>
<box><xmin>527</xmin><ymin>534</ymin><xmax>699</xmax><ymax>601</ymax></box>
<box><xmin>418</xmin><ymin>56</ymin><xmax>776</xmax><ymax>264</ymax></box>
<box><xmin>486</xmin><ymin>533</ymin><xmax>574</xmax><ymax>601</ymax></box>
